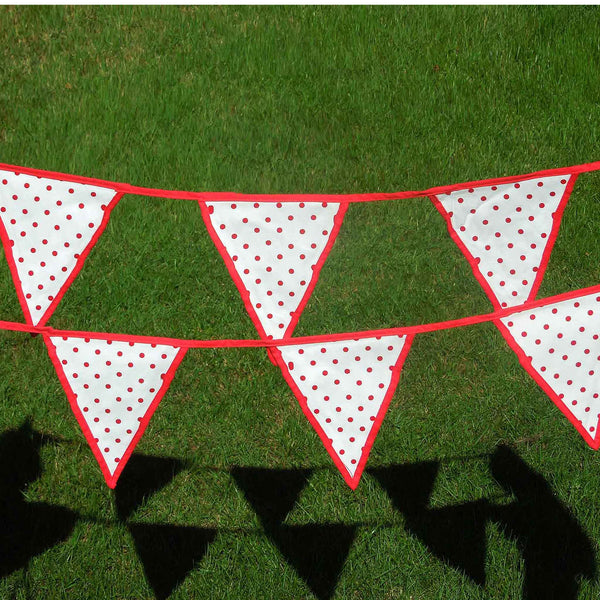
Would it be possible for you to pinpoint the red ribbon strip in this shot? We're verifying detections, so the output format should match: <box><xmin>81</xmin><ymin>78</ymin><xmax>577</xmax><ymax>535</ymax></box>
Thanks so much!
<box><xmin>1</xmin><ymin>160</ymin><xmax>599</xmax><ymax>203</ymax></box>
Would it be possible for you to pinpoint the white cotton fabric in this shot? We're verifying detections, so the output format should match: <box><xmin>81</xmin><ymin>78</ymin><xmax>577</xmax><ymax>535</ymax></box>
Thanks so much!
<box><xmin>436</xmin><ymin>175</ymin><xmax>571</xmax><ymax>308</ymax></box>
<box><xmin>51</xmin><ymin>336</ymin><xmax>181</xmax><ymax>476</ymax></box>
<box><xmin>278</xmin><ymin>335</ymin><xmax>408</xmax><ymax>477</ymax></box>
<box><xmin>0</xmin><ymin>170</ymin><xmax>118</xmax><ymax>324</ymax></box>
<box><xmin>205</xmin><ymin>201</ymin><xmax>342</xmax><ymax>338</ymax></box>
<box><xmin>501</xmin><ymin>291</ymin><xmax>600</xmax><ymax>435</ymax></box>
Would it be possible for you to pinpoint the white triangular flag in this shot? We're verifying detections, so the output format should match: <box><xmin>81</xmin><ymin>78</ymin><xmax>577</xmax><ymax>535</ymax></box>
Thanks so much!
<box><xmin>273</xmin><ymin>334</ymin><xmax>413</xmax><ymax>488</ymax></box>
<box><xmin>497</xmin><ymin>288</ymin><xmax>600</xmax><ymax>448</ymax></box>
<box><xmin>46</xmin><ymin>335</ymin><xmax>186</xmax><ymax>487</ymax></box>
<box><xmin>431</xmin><ymin>174</ymin><xmax>576</xmax><ymax>308</ymax></box>
<box><xmin>0</xmin><ymin>169</ymin><xmax>121</xmax><ymax>325</ymax></box>
<box><xmin>200</xmin><ymin>200</ymin><xmax>347</xmax><ymax>338</ymax></box>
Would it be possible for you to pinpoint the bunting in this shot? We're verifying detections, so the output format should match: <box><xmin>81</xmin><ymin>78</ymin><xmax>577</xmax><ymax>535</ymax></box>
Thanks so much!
<box><xmin>0</xmin><ymin>169</ymin><xmax>121</xmax><ymax>325</ymax></box>
<box><xmin>200</xmin><ymin>200</ymin><xmax>347</xmax><ymax>339</ymax></box>
<box><xmin>45</xmin><ymin>335</ymin><xmax>186</xmax><ymax>487</ymax></box>
<box><xmin>272</xmin><ymin>334</ymin><xmax>413</xmax><ymax>488</ymax></box>
<box><xmin>430</xmin><ymin>174</ymin><xmax>576</xmax><ymax>309</ymax></box>
<box><xmin>496</xmin><ymin>289</ymin><xmax>600</xmax><ymax>449</ymax></box>
<box><xmin>0</xmin><ymin>160</ymin><xmax>597</xmax><ymax>490</ymax></box>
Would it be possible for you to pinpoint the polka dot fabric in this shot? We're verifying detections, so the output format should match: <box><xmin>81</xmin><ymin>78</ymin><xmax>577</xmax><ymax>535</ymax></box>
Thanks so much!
<box><xmin>276</xmin><ymin>334</ymin><xmax>412</xmax><ymax>488</ymax></box>
<box><xmin>201</xmin><ymin>201</ymin><xmax>346</xmax><ymax>338</ymax></box>
<box><xmin>432</xmin><ymin>175</ymin><xmax>573</xmax><ymax>309</ymax></box>
<box><xmin>499</xmin><ymin>291</ymin><xmax>600</xmax><ymax>447</ymax></box>
<box><xmin>0</xmin><ymin>169</ymin><xmax>119</xmax><ymax>325</ymax></box>
<box><xmin>47</xmin><ymin>336</ymin><xmax>185</xmax><ymax>487</ymax></box>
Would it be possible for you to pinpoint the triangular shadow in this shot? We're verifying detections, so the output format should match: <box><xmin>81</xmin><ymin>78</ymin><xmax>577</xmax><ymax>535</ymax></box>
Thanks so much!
<box><xmin>230</xmin><ymin>466</ymin><xmax>312</xmax><ymax>529</ymax></box>
<box><xmin>490</xmin><ymin>444</ymin><xmax>596</xmax><ymax>600</ymax></box>
<box><xmin>273</xmin><ymin>524</ymin><xmax>357</xmax><ymax>600</ymax></box>
<box><xmin>128</xmin><ymin>523</ymin><xmax>217</xmax><ymax>600</ymax></box>
<box><xmin>231</xmin><ymin>467</ymin><xmax>353</xmax><ymax>599</ymax></box>
<box><xmin>0</xmin><ymin>420</ymin><xmax>78</xmax><ymax>578</ymax></box>
<box><xmin>114</xmin><ymin>454</ymin><xmax>185</xmax><ymax>521</ymax></box>
<box><xmin>369</xmin><ymin>462</ymin><xmax>440</xmax><ymax>514</ymax></box>
<box><xmin>370</xmin><ymin>462</ymin><xmax>487</xmax><ymax>586</ymax></box>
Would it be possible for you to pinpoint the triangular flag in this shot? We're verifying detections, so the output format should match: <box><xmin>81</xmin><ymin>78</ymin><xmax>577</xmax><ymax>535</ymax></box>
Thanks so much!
<box><xmin>0</xmin><ymin>169</ymin><xmax>122</xmax><ymax>325</ymax></box>
<box><xmin>200</xmin><ymin>201</ymin><xmax>347</xmax><ymax>339</ymax></box>
<box><xmin>496</xmin><ymin>289</ymin><xmax>600</xmax><ymax>448</ymax></box>
<box><xmin>45</xmin><ymin>335</ymin><xmax>187</xmax><ymax>488</ymax></box>
<box><xmin>431</xmin><ymin>174</ymin><xmax>577</xmax><ymax>309</ymax></box>
<box><xmin>272</xmin><ymin>334</ymin><xmax>413</xmax><ymax>488</ymax></box>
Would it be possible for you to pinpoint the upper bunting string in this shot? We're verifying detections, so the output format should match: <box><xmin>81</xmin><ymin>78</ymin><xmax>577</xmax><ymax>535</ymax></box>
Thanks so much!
<box><xmin>2</xmin><ymin>160</ymin><xmax>598</xmax><ymax>337</ymax></box>
<box><xmin>1</xmin><ymin>159</ymin><xmax>599</xmax><ymax>203</ymax></box>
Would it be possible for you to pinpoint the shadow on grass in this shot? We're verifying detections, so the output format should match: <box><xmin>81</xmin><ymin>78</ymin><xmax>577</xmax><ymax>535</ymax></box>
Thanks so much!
<box><xmin>489</xmin><ymin>444</ymin><xmax>596</xmax><ymax>600</ymax></box>
<box><xmin>371</xmin><ymin>446</ymin><xmax>596</xmax><ymax>599</ymax></box>
<box><xmin>114</xmin><ymin>453</ymin><xmax>186</xmax><ymax>521</ymax></box>
<box><xmin>231</xmin><ymin>467</ymin><xmax>356</xmax><ymax>600</ymax></box>
<box><xmin>128</xmin><ymin>523</ymin><xmax>216</xmax><ymax>600</ymax></box>
<box><xmin>370</xmin><ymin>462</ymin><xmax>488</xmax><ymax>586</ymax></box>
<box><xmin>0</xmin><ymin>420</ymin><xmax>77</xmax><ymax>579</ymax></box>
<box><xmin>113</xmin><ymin>453</ymin><xmax>214</xmax><ymax>600</ymax></box>
<box><xmin>0</xmin><ymin>427</ymin><xmax>595</xmax><ymax>600</ymax></box>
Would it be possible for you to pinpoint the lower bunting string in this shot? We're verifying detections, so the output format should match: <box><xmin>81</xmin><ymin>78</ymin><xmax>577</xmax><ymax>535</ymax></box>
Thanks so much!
<box><xmin>1</xmin><ymin>282</ymin><xmax>599</xmax><ymax>488</ymax></box>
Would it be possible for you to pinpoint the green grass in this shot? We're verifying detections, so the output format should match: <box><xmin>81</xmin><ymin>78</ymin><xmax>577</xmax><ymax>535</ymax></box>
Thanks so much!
<box><xmin>1</xmin><ymin>5</ymin><xmax>600</xmax><ymax>599</ymax></box>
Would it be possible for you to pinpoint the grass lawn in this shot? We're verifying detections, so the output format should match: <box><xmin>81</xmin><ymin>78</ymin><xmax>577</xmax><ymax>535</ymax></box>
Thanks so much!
<box><xmin>1</xmin><ymin>5</ymin><xmax>600</xmax><ymax>599</ymax></box>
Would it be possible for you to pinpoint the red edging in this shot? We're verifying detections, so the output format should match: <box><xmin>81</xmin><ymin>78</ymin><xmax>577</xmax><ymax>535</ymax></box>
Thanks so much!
<box><xmin>44</xmin><ymin>334</ymin><xmax>188</xmax><ymax>488</ymax></box>
<box><xmin>0</xmin><ymin>160</ymin><xmax>598</xmax><ymax>204</ymax></box>
<box><xmin>199</xmin><ymin>201</ymin><xmax>348</xmax><ymax>341</ymax></box>
<box><xmin>429</xmin><ymin>171</ymin><xmax>579</xmax><ymax>310</ymax></box>
<box><xmin>270</xmin><ymin>335</ymin><xmax>414</xmax><ymax>489</ymax></box>
<box><xmin>494</xmin><ymin>319</ymin><xmax>600</xmax><ymax>450</ymax></box>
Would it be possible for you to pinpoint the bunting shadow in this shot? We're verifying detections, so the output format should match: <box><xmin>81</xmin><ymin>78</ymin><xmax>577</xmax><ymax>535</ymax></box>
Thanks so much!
<box><xmin>490</xmin><ymin>444</ymin><xmax>596</xmax><ymax>600</ymax></box>
<box><xmin>371</xmin><ymin>449</ymin><xmax>597</xmax><ymax>597</ymax></box>
<box><xmin>0</xmin><ymin>420</ymin><xmax>78</xmax><ymax>578</ymax></box>
<box><xmin>128</xmin><ymin>523</ymin><xmax>217</xmax><ymax>600</ymax></box>
<box><xmin>231</xmin><ymin>467</ymin><xmax>356</xmax><ymax>600</ymax></box>
<box><xmin>370</xmin><ymin>462</ymin><xmax>489</xmax><ymax>586</ymax></box>
<box><xmin>230</xmin><ymin>467</ymin><xmax>312</xmax><ymax>529</ymax></box>
<box><xmin>113</xmin><ymin>453</ymin><xmax>186</xmax><ymax>521</ymax></box>
<box><xmin>116</xmin><ymin>453</ymin><xmax>207</xmax><ymax>599</ymax></box>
